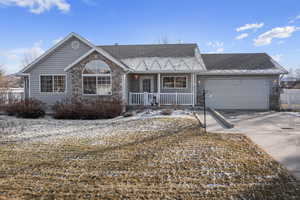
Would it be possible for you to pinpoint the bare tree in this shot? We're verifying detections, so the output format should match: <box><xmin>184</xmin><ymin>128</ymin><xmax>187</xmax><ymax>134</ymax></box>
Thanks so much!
<box><xmin>295</xmin><ymin>67</ymin><xmax>300</xmax><ymax>79</ymax></box>
<box><xmin>0</xmin><ymin>65</ymin><xmax>8</xmax><ymax>105</ymax></box>
<box><xmin>0</xmin><ymin>64</ymin><xmax>6</xmax><ymax>87</ymax></box>
<box><xmin>157</xmin><ymin>36</ymin><xmax>169</xmax><ymax>44</ymax></box>
<box><xmin>157</xmin><ymin>36</ymin><xmax>183</xmax><ymax>44</ymax></box>
<box><xmin>21</xmin><ymin>51</ymin><xmax>39</xmax><ymax>68</ymax></box>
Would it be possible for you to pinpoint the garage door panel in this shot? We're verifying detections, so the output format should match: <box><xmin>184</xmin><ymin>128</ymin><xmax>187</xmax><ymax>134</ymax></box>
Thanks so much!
<box><xmin>205</xmin><ymin>79</ymin><xmax>269</xmax><ymax>110</ymax></box>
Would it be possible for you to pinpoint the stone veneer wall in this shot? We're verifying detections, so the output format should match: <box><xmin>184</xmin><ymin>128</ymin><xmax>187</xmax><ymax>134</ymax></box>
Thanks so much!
<box><xmin>68</xmin><ymin>51</ymin><xmax>125</xmax><ymax>103</ymax></box>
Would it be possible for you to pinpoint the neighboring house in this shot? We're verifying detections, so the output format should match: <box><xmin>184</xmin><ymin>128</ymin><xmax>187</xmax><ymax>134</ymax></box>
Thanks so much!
<box><xmin>292</xmin><ymin>81</ymin><xmax>300</xmax><ymax>89</ymax></box>
<box><xmin>281</xmin><ymin>77</ymin><xmax>300</xmax><ymax>89</ymax></box>
<box><xmin>17</xmin><ymin>33</ymin><xmax>288</xmax><ymax>110</ymax></box>
<box><xmin>0</xmin><ymin>88</ymin><xmax>24</xmax><ymax>104</ymax></box>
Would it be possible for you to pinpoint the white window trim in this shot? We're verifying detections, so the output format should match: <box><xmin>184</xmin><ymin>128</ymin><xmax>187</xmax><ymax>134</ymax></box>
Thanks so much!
<box><xmin>39</xmin><ymin>74</ymin><xmax>67</xmax><ymax>94</ymax></box>
<box><xmin>82</xmin><ymin>74</ymin><xmax>113</xmax><ymax>96</ymax></box>
<box><xmin>162</xmin><ymin>75</ymin><xmax>188</xmax><ymax>89</ymax></box>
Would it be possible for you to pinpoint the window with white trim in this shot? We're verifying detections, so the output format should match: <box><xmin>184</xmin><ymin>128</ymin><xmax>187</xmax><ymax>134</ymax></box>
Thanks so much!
<box><xmin>82</xmin><ymin>60</ymin><xmax>112</xmax><ymax>95</ymax></box>
<box><xmin>40</xmin><ymin>75</ymin><xmax>66</xmax><ymax>93</ymax></box>
<box><xmin>162</xmin><ymin>76</ymin><xmax>187</xmax><ymax>89</ymax></box>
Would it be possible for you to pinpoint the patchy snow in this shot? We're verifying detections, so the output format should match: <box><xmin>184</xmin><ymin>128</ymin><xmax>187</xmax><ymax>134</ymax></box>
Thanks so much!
<box><xmin>0</xmin><ymin>109</ymin><xmax>196</xmax><ymax>145</ymax></box>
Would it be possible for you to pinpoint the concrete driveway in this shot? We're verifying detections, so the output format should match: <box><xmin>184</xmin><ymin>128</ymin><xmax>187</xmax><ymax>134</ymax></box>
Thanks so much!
<box><xmin>201</xmin><ymin>111</ymin><xmax>300</xmax><ymax>180</ymax></box>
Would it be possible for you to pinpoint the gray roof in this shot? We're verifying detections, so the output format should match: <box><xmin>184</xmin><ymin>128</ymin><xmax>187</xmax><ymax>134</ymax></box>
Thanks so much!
<box><xmin>98</xmin><ymin>43</ymin><xmax>197</xmax><ymax>59</ymax></box>
<box><xmin>201</xmin><ymin>53</ymin><xmax>279</xmax><ymax>70</ymax></box>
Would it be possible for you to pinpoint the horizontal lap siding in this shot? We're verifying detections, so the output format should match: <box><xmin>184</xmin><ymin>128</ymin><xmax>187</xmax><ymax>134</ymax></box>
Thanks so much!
<box><xmin>28</xmin><ymin>37</ymin><xmax>92</xmax><ymax>105</ymax></box>
<box><xmin>128</xmin><ymin>73</ymin><xmax>192</xmax><ymax>93</ymax></box>
<box><xmin>128</xmin><ymin>74</ymin><xmax>158</xmax><ymax>93</ymax></box>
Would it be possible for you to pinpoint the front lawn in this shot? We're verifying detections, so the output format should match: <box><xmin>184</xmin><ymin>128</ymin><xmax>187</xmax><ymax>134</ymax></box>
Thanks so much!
<box><xmin>0</xmin><ymin>119</ymin><xmax>299</xmax><ymax>199</ymax></box>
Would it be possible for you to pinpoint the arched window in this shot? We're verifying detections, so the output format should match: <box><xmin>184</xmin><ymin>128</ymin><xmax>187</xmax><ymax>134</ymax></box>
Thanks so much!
<box><xmin>82</xmin><ymin>60</ymin><xmax>112</xmax><ymax>95</ymax></box>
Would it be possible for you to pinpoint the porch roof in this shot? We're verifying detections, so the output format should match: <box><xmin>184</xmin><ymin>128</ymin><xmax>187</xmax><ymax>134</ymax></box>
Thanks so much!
<box><xmin>97</xmin><ymin>44</ymin><xmax>206</xmax><ymax>73</ymax></box>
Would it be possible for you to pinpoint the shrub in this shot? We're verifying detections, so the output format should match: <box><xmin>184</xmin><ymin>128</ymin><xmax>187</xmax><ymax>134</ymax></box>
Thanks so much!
<box><xmin>160</xmin><ymin>109</ymin><xmax>173</xmax><ymax>115</ymax></box>
<box><xmin>52</xmin><ymin>98</ymin><xmax>123</xmax><ymax>120</ymax></box>
<box><xmin>4</xmin><ymin>98</ymin><xmax>45</xmax><ymax>118</ymax></box>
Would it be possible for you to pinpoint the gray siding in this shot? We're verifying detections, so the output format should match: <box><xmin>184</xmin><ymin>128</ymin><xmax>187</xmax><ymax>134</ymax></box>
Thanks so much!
<box><xmin>128</xmin><ymin>74</ymin><xmax>158</xmax><ymax>92</ymax></box>
<box><xmin>26</xmin><ymin>37</ymin><xmax>92</xmax><ymax>105</ymax></box>
<box><xmin>128</xmin><ymin>73</ymin><xmax>192</xmax><ymax>93</ymax></box>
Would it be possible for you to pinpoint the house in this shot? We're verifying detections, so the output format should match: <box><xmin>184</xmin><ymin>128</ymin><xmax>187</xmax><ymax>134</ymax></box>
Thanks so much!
<box><xmin>17</xmin><ymin>33</ymin><xmax>288</xmax><ymax>110</ymax></box>
<box><xmin>281</xmin><ymin>77</ymin><xmax>300</xmax><ymax>89</ymax></box>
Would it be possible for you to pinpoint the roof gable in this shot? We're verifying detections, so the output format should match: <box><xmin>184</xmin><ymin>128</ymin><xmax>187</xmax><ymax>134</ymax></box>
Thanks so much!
<box><xmin>19</xmin><ymin>33</ymin><xmax>130</xmax><ymax>74</ymax></box>
<box><xmin>19</xmin><ymin>33</ymin><xmax>93</xmax><ymax>74</ymax></box>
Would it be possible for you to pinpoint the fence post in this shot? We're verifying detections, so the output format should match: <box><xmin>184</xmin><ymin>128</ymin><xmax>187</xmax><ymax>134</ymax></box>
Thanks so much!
<box><xmin>144</xmin><ymin>92</ymin><xmax>147</xmax><ymax>106</ymax></box>
<box><xmin>176</xmin><ymin>92</ymin><xmax>178</xmax><ymax>105</ymax></box>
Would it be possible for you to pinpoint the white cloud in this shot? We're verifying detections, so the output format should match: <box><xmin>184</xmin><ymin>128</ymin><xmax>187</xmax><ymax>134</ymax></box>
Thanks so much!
<box><xmin>271</xmin><ymin>54</ymin><xmax>283</xmax><ymax>62</ymax></box>
<box><xmin>254</xmin><ymin>26</ymin><xmax>300</xmax><ymax>46</ymax></box>
<box><xmin>236</xmin><ymin>23</ymin><xmax>264</xmax><ymax>32</ymax></box>
<box><xmin>289</xmin><ymin>15</ymin><xmax>300</xmax><ymax>24</ymax></box>
<box><xmin>52</xmin><ymin>37</ymin><xmax>63</xmax><ymax>45</ymax></box>
<box><xmin>0</xmin><ymin>41</ymin><xmax>45</xmax><ymax>73</ymax></box>
<box><xmin>0</xmin><ymin>0</ymin><xmax>70</xmax><ymax>14</ymax></box>
<box><xmin>235</xmin><ymin>33</ymin><xmax>249</xmax><ymax>40</ymax></box>
<box><xmin>206</xmin><ymin>41</ymin><xmax>224</xmax><ymax>53</ymax></box>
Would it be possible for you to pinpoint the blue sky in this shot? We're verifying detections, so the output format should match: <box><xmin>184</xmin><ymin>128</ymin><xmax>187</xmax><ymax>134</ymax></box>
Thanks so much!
<box><xmin>0</xmin><ymin>0</ymin><xmax>299</xmax><ymax>74</ymax></box>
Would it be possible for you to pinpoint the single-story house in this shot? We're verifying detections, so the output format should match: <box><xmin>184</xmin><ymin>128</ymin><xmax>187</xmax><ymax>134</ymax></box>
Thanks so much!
<box><xmin>17</xmin><ymin>33</ymin><xmax>288</xmax><ymax>110</ymax></box>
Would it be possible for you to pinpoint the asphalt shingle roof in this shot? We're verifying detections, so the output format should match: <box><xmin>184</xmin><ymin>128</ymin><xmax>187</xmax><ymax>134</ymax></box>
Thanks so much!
<box><xmin>97</xmin><ymin>43</ymin><xmax>197</xmax><ymax>59</ymax></box>
<box><xmin>201</xmin><ymin>53</ymin><xmax>278</xmax><ymax>70</ymax></box>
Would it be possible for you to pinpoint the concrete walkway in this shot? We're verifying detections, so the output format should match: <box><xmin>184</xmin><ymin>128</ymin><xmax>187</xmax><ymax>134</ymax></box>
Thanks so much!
<box><xmin>201</xmin><ymin>111</ymin><xmax>300</xmax><ymax>180</ymax></box>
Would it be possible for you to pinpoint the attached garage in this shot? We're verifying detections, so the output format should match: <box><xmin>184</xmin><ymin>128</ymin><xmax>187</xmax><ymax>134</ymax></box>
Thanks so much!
<box><xmin>199</xmin><ymin>53</ymin><xmax>288</xmax><ymax>110</ymax></box>
<box><xmin>204</xmin><ymin>78</ymin><xmax>270</xmax><ymax>110</ymax></box>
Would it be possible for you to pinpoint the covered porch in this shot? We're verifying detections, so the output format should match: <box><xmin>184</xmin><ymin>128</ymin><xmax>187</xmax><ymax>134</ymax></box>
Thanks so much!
<box><xmin>127</xmin><ymin>73</ymin><xmax>196</xmax><ymax>106</ymax></box>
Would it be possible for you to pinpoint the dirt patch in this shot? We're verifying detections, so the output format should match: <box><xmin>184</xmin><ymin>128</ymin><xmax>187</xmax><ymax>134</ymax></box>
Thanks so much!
<box><xmin>0</xmin><ymin>119</ymin><xmax>299</xmax><ymax>199</ymax></box>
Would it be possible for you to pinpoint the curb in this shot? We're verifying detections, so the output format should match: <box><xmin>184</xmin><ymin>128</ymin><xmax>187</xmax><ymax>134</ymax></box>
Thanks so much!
<box><xmin>208</xmin><ymin>107</ymin><xmax>234</xmax><ymax>129</ymax></box>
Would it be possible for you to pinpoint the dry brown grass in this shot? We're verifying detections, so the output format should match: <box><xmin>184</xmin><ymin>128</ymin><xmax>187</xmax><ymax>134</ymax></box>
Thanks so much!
<box><xmin>0</xmin><ymin>118</ymin><xmax>300</xmax><ymax>199</ymax></box>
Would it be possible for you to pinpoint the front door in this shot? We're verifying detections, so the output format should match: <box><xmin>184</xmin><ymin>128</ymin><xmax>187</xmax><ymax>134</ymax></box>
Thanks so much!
<box><xmin>140</xmin><ymin>76</ymin><xmax>153</xmax><ymax>93</ymax></box>
<box><xmin>140</xmin><ymin>76</ymin><xmax>154</xmax><ymax>105</ymax></box>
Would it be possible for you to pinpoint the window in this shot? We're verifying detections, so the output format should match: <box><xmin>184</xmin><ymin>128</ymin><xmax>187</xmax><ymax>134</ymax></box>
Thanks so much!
<box><xmin>82</xmin><ymin>60</ymin><xmax>112</xmax><ymax>95</ymax></box>
<box><xmin>40</xmin><ymin>75</ymin><xmax>66</xmax><ymax>93</ymax></box>
<box><xmin>163</xmin><ymin>76</ymin><xmax>187</xmax><ymax>89</ymax></box>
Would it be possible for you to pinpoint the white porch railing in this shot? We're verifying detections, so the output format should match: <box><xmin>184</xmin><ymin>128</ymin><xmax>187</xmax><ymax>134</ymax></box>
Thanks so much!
<box><xmin>129</xmin><ymin>92</ymin><xmax>194</xmax><ymax>106</ymax></box>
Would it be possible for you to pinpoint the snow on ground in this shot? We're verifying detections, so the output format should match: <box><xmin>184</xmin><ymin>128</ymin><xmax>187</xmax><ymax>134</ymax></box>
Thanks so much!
<box><xmin>0</xmin><ymin>109</ymin><xmax>196</xmax><ymax>145</ymax></box>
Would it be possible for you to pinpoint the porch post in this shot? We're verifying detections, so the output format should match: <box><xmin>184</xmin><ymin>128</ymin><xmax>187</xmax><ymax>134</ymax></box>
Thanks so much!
<box><xmin>157</xmin><ymin>73</ymin><xmax>161</xmax><ymax>106</ymax></box>
<box><xmin>192</xmin><ymin>73</ymin><xmax>195</xmax><ymax>107</ymax></box>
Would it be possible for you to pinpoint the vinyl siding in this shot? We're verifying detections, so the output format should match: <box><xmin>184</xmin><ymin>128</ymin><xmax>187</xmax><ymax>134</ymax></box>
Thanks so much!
<box><xmin>128</xmin><ymin>74</ymin><xmax>158</xmax><ymax>93</ymax></box>
<box><xmin>27</xmin><ymin>37</ymin><xmax>92</xmax><ymax>105</ymax></box>
<box><xmin>128</xmin><ymin>73</ymin><xmax>192</xmax><ymax>93</ymax></box>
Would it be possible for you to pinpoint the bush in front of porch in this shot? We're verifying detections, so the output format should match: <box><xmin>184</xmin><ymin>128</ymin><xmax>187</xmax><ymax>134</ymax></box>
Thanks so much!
<box><xmin>52</xmin><ymin>98</ymin><xmax>122</xmax><ymax>120</ymax></box>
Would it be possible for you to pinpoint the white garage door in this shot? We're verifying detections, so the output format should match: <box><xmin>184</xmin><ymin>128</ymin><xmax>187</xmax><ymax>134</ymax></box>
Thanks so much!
<box><xmin>205</xmin><ymin>79</ymin><xmax>270</xmax><ymax>110</ymax></box>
